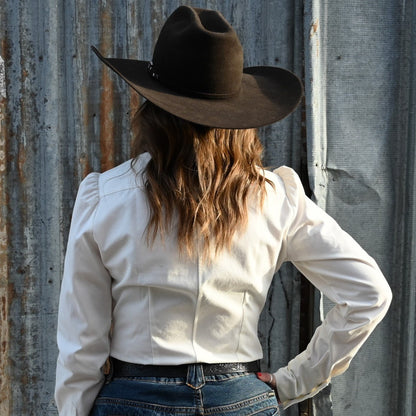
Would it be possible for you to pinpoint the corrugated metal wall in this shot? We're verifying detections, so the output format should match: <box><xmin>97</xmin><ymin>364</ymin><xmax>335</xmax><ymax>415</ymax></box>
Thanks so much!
<box><xmin>0</xmin><ymin>1</ymin><xmax>414</xmax><ymax>415</ymax></box>
<box><xmin>305</xmin><ymin>1</ymin><xmax>416</xmax><ymax>414</ymax></box>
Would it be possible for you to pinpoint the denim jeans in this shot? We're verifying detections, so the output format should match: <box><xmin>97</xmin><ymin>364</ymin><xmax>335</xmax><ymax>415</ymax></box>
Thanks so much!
<box><xmin>89</xmin><ymin>363</ymin><xmax>279</xmax><ymax>415</ymax></box>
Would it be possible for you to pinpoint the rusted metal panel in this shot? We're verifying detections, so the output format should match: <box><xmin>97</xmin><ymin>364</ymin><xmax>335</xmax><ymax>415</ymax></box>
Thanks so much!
<box><xmin>0</xmin><ymin>1</ymin><xmax>303</xmax><ymax>415</ymax></box>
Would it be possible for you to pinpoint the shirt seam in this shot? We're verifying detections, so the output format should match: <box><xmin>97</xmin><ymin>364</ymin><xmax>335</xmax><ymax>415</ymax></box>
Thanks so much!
<box><xmin>277</xmin><ymin>169</ymin><xmax>299</xmax><ymax>262</ymax></box>
<box><xmin>190</xmin><ymin>242</ymin><xmax>202</xmax><ymax>361</ymax></box>
<box><xmin>234</xmin><ymin>290</ymin><xmax>247</xmax><ymax>360</ymax></box>
<box><xmin>147</xmin><ymin>287</ymin><xmax>155</xmax><ymax>364</ymax></box>
<box><xmin>100</xmin><ymin>185</ymin><xmax>145</xmax><ymax>199</ymax></box>
<box><xmin>91</xmin><ymin>174</ymin><xmax>102</xmax><ymax>245</ymax></box>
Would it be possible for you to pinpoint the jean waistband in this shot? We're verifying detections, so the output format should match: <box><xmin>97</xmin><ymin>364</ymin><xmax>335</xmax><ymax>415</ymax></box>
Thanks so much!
<box><xmin>110</xmin><ymin>357</ymin><xmax>260</xmax><ymax>378</ymax></box>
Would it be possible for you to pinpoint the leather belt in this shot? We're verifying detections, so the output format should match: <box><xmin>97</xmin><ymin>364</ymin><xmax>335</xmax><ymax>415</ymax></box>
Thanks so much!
<box><xmin>111</xmin><ymin>357</ymin><xmax>260</xmax><ymax>378</ymax></box>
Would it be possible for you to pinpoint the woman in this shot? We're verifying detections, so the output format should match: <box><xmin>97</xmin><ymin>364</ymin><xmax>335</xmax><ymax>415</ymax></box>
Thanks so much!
<box><xmin>55</xmin><ymin>6</ymin><xmax>392</xmax><ymax>416</ymax></box>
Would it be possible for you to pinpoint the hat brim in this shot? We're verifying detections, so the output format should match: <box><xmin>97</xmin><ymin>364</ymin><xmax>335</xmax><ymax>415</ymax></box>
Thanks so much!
<box><xmin>92</xmin><ymin>47</ymin><xmax>303</xmax><ymax>129</ymax></box>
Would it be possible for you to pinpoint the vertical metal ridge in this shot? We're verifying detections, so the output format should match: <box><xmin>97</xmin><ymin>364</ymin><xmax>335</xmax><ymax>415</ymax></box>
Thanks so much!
<box><xmin>0</xmin><ymin>39</ymin><xmax>10</xmax><ymax>416</ymax></box>
<box><xmin>99</xmin><ymin>5</ymin><xmax>116</xmax><ymax>172</ymax></box>
<box><xmin>389</xmin><ymin>0</ymin><xmax>416</xmax><ymax>413</ymax></box>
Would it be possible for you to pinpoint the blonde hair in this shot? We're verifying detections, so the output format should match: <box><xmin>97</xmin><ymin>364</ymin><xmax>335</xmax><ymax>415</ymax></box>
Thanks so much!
<box><xmin>132</xmin><ymin>101</ymin><xmax>272</xmax><ymax>259</ymax></box>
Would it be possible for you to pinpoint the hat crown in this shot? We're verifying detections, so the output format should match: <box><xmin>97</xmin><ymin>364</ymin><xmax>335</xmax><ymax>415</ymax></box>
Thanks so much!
<box><xmin>151</xmin><ymin>6</ymin><xmax>244</xmax><ymax>98</ymax></box>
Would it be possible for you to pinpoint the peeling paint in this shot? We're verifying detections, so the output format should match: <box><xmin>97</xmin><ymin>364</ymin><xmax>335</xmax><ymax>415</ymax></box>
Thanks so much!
<box><xmin>0</xmin><ymin>56</ymin><xmax>5</xmax><ymax>99</ymax></box>
<box><xmin>310</xmin><ymin>18</ymin><xmax>319</xmax><ymax>37</ymax></box>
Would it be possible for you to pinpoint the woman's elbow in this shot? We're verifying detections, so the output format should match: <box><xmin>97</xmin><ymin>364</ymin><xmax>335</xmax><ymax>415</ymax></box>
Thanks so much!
<box><xmin>367</xmin><ymin>277</ymin><xmax>392</xmax><ymax>322</ymax></box>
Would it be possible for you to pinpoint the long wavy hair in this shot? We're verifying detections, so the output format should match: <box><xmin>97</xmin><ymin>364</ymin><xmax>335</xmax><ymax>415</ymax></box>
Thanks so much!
<box><xmin>131</xmin><ymin>100</ymin><xmax>273</xmax><ymax>260</ymax></box>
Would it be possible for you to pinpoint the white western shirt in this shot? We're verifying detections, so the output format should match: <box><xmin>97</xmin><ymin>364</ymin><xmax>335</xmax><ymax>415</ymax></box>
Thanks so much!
<box><xmin>55</xmin><ymin>153</ymin><xmax>392</xmax><ymax>415</ymax></box>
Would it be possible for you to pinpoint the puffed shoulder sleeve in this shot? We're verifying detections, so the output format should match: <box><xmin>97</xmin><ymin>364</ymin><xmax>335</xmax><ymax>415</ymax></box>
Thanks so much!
<box><xmin>272</xmin><ymin>166</ymin><xmax>392</xmax><ymax>409</ymax></box>
<box><xmin>55</xmin><ymin>173</ymin><xmax>112</xmax><ymax>416</ymax></box>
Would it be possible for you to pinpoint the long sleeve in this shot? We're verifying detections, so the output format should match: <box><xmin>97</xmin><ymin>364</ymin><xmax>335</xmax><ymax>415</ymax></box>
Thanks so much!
<box><xmin>55</xmin><ymin>173</ymin><xmax>112</xmax><ymax>416</ymax></box>
<box><xmin>273</xmin><ymin>167</ymin><xmax>392</xmax><ymax>409</ymax></box>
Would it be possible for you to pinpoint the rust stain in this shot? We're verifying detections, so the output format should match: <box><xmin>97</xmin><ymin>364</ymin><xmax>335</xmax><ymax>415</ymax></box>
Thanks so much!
<box><xmin>80</xmin><ymin>82</ymin><xmax>91</xmax><ymax>178</ymax></box>
<box><xmin>99</xmin><ymin>7</ymin><xmax>115</xmax><ymax>172</ymax></box>
<box><xmin>310</xmin><ymin>19</ymin><xmax>319</xmax><ymax>38</ymax></box>
<box><xmin>127</xmin><ymin>0</ymin><xmax>141</xmax><ymax>159</ymax></box>
<box><xmin>78</xmin><ymin>82</ymin><xmax>92</xmax><ymax>179</ymax></box>
<box><xmin>129</xmin><ymin>92</ymin><xmax>140</xmax><ymax>156</ymax></box>
<box><xmin>1</xmin><ymin>39</ymin><xmax>10</xmax><ymax>62</ymax></box>
<box><xmin>17</xmin><ymin>141</ymin><xmax>27</xmax><ymax>187</ymax></box>
<box><xmin>22</xmin><ymin>69</ymin><xmax>29</xmax><ymax>82</ymax></box>
<box><xmin>79</xmin><ymin>152</ymin><xmax>91</xmax><ymax>179</ymax></box>
<box><xmin>310</xmin><ymin>19</ymin><xmax>320</xmax><ymax>58</ymax></box>
<box><xmin>99</xmin><ymin>66</ymin><xmax>115</xmax><ymax>172</ymax></box>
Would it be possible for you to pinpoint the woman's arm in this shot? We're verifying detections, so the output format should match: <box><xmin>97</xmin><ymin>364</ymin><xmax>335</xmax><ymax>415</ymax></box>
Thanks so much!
<box><xmin>55</xmin><ymin>173</ymin><xmax>112</xmax><ymax>416</ymax></box>
<box><xmin>272</xmin><ymin>167</ymin><xmax>392</xmax><ymax>409</ymax></box>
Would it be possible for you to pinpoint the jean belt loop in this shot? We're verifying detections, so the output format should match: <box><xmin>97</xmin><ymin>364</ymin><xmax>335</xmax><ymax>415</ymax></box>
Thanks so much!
<box><xmin>186</xmin><ymin>364</ymin><xmax>205</xmax><ymax>390</ymax></box>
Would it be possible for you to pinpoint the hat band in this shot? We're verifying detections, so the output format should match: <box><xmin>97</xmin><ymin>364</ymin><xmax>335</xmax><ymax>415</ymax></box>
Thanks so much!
<box><xmin>147</xmin><ymin>61</ymin><xmax>240</xmax><ymax>100</ymax></box>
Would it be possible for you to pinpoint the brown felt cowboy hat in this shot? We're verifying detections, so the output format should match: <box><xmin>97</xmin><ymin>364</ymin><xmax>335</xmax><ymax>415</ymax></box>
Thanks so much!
<box><xmin>92</xmin><ymin>5</ymin><xmax>303</xmax><ymax>129</ymax></box>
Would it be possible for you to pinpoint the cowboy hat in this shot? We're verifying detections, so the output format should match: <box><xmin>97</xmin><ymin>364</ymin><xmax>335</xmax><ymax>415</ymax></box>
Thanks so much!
<box><xmin>92</xmin><ymin>5</ymin><xmax>303</xmax><ymax>129</ymax></box>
